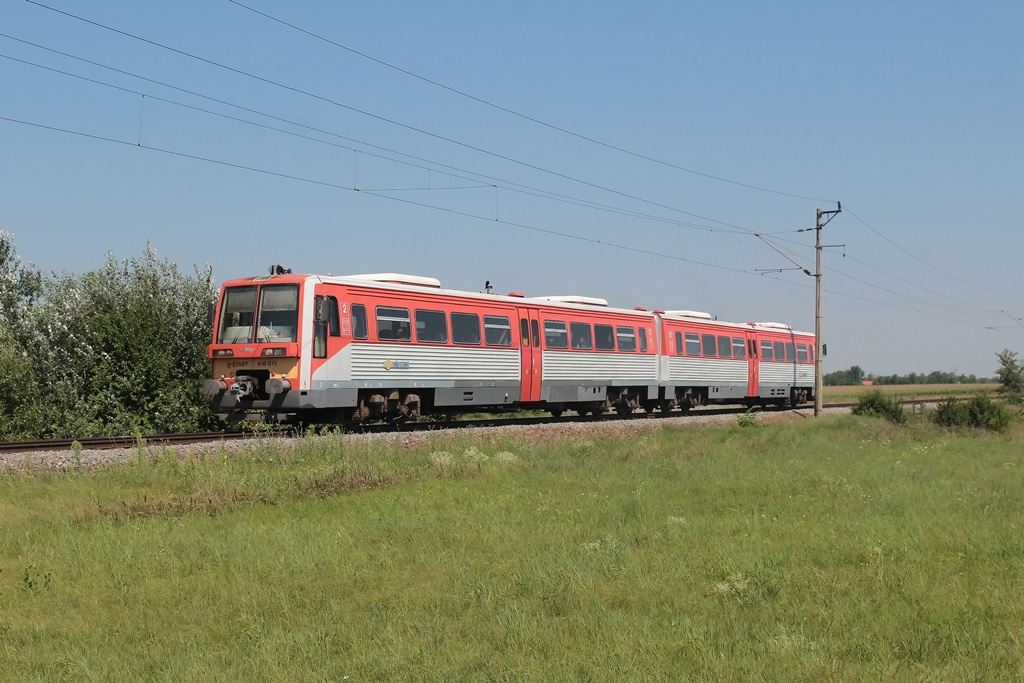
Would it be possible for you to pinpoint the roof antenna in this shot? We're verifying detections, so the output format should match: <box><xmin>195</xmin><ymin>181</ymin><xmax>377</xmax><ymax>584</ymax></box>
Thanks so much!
<box><xmin>485</xmin><ymin>280</ymin><xmax>494</xmax><ymax>294</ymax></box>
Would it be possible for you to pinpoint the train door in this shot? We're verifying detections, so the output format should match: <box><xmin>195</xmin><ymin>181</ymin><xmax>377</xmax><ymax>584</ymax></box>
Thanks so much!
<box><xmin>517</xmin><ymin>307</ymin><xmax>542</xmax><ymax>403</ymax></box>
<box><xmin>746</xmin><ymin>330</ymin><xmax>759</xmax><ymax>398</ymax></box>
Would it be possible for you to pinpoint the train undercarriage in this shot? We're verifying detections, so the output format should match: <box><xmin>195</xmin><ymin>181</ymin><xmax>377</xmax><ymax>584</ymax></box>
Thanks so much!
<box><xmin>212</xmin><ymin>381</ymin><xmax>812</xmax><ymax>427</ymax></box>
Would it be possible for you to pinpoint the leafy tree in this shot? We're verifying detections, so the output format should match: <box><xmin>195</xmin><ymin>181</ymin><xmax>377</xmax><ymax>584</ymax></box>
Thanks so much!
<box><xmin>824</xmin><ymin>365</ymin><xmax>864</xmax><ymax>386</ymax></box>
<box><xmin>995</xmin><ymin>349</ymin><xmax>1023</xmax><ymax>404</ymax></box>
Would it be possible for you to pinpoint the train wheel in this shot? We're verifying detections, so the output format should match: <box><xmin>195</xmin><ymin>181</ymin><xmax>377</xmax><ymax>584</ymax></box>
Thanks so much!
<box><xmin>549</xmin><ymin>408</ymin><xmax>563</xmax><ymax>418</ymax></box>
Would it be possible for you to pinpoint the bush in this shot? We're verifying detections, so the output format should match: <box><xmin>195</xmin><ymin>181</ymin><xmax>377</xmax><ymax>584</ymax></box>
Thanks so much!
<box><xmin>0</xmin><ymin>234</ymin><xmax>219</xmax><ymax>438</ymax></box>
<box><xmin>851</xmin><ymin>390</ymin><xmax>907</xmax><ymax>424</ymax></box>
<box><xmin>933</xmin><ymin>394</ymin><xmax>1012</xmax><ymax>431</ymax></box>
<box><xmin>736</xmin><ymin>405</ymin><xmax>761</xmax><ymax>427</ymax></box>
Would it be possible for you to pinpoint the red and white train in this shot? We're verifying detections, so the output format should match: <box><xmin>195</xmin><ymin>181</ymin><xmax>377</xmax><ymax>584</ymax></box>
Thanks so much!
<box><xmin>203</xmin><ymin>270</ymin><xmax>815</xmax><ymax>422</ymax></box>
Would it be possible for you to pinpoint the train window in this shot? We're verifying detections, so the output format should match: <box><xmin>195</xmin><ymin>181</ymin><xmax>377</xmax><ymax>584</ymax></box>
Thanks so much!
<box><xmin>256</xmin><ymin>284</ymin><xmax>299</xmax><ymax>343</ymax></box>
<box><xmin>324</xmin><ymin>296</ymin><xmax>340</xmax><ymax>337</ymax></box>
<box><xmin>639</xmin><ymin>328</ymin><xmax>648</xmax><ymax>352</ymax></box>
<box><xmin>685</xmin><ymin>332</ymin><xmax>701</xmax><ymax>356</ymax></box>
<box><xmin>520</xmin><ymin>319</ymin><xmax>530</xmax><ymax>347</ymax></box>
<box><xmin>312</xmin><ymin>295</ymin><xmax>340</xmax><ymax>357</ymax></box>
<box><xmin>415</xmin><ymin>309</ymin><xmax>447</xmax><ymax>343</ymax></box>
<box><xmin>376</xmin><ymin>306</ymin><xmax>411</xmax><ymax>342</ymax></box>
<box><xmin>352</xmin><ymin>304</ymin><xmax>368</xmax><ymax>340</ymax></box>
<box><xmin>732</xmin><ymin>337</ymin><xmax>746</xmax><ymax>359</ymax></box>
<box><xmin>595</xmin><ymin>324</ymin><xmax>615</xmax><ymax>351</ymax></box>
<box><xmin>314</xmin><ymin>295</ymin><xmax>327</xmax><ymax>358</ymax></box>
<box><xmin>570</xmin><ymin>322</ymin><xmax>593</xmax><ymax>350</ymax></box>
<box><xmin>702</xmin><ymin>334</ymin><xmax>717</xmax><ymax>357</ymax></box>
<box><xmin>544</xmin><ymin>320</ymin><xmax>568</xmax><ymax>349</ymax></box>
<box><xmin>761</xmin><ymin>340</ymin><xmax>773</xmax><ymax>360</ymax></box>
<box><xmin>217</xmin><ymin>285</ymin><xmax>257</xmax><ymax>344</ymax></box>
<box><xmin>532</xmin><ymin>319</ymin><xmax>540</xmax><ymax>347</ymax></box>
<box><xmin>785</xmin><ymin>342</ymin><xmax>796</xmax><ymax>362</ymax></box>
<box><xmin>797</xmin><ymin>344</ymin><xmax>808</xmax><ymax>363</ymax></box>
<box><xmin>675</xmin><ymin>332</ymin><xmax>683</xmax><ymax>355</ymax></box>
<box><xmin>451</xmin><ymin>312</ymin><xmax>481</xmax><ymax>345</ymax></box>
<box><xmin>484</xmin><ymin>315</ymin><xmax>512</xmax><ymax>346</ymax></box>
<box><xmin>773</xmin><ymin>341</ymin><xmax>785</xmax><ymax>360</ymax></box>
<box><xmin>616</xmin><ymin>326</ymin><xmax>636</xmax><ymax>352</ymax></box>
<box><xmin>717</xmin><ymin>335</ymin><xmax>732</xmax><ymax>358</ymax></box>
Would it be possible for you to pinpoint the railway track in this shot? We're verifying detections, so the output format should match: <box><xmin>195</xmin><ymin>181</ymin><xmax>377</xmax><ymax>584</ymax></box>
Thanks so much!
<box><xmin>0</xmin><ymin>431</ymin><xmax>259</xmax><ymax>455</ymax></box>
<box><xmin>0</xmin><ymin>398</ymin><xmax>945</xmax><ymax>455</ymax></box>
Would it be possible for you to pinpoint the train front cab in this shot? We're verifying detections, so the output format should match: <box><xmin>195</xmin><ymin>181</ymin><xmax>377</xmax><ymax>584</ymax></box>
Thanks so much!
<box><xmin>203</xmin><ymin>274</ymin><xmax>308</xmax><ymax>417</ymax></box>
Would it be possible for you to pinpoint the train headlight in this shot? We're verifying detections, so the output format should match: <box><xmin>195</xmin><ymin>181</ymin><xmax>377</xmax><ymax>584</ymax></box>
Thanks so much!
<box><xmin>213</xmin><ymin>348</ymin><xmax>234</xmax><ymax>357</ymax></box>
<box><xmin>261</xmin><ymin>347</ymin><xmax>286</xmax><ymax>356</ymax></box>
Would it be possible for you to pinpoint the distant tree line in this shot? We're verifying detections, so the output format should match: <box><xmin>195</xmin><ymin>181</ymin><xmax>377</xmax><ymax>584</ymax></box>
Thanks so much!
<box><xmin>824</xmin><ymin>365</ymin><xmax>993</xmax><ymax>386</ymax></box>
<box><xmin>0</xmin><ymin>231</ymin><xmax>218</xmax><ymax>439</ymax></box>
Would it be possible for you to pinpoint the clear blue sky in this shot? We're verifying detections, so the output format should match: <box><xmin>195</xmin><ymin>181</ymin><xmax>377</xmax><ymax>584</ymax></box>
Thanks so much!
<box><xmin>2</xmin><ymin>1</ymin><xmax>1022</xmax><ymax>377</ymax></box>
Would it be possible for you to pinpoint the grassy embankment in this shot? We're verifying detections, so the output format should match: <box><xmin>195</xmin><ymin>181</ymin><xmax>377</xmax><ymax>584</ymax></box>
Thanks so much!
<box><xmin>2</xmin><ymin>414</ymin><xmax>1022</xmax><ymax>680</ymax></box>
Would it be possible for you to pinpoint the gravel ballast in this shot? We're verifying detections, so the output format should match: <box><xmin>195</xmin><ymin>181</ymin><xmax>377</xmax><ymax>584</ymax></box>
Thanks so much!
<box><xmin>1</xmin><ymin>407</ymin><xmax>849</xmax><ymax>472</ymax></box>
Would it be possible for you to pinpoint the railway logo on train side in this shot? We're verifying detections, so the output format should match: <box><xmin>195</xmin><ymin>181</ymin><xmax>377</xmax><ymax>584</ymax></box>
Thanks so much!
<box><xmin>383</xmin><ymin>359</ymin><xmax>410</xmax><ymax>370</ymax></box>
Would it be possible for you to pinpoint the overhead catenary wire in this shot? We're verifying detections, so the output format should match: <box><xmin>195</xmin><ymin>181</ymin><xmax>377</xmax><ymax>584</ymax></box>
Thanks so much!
<box><xmin>227</xmin><ymin>0</ymin><xmax>835</xmax><ymax>204</ymax></box>
<box><xmin>7</xmin><ymin>6</ymin><xmax>1018</xmax><ymax>340</ymax></box>
<box><xmin>22</xmin><ymin>3</ymin><xmax>986</xmax><ymax>306</ymax></box>
<box><xmin>2</xmin><ymin>110</ymin><xmax>1014</xmax><ymax>338</ymax></box>
<box><xmin>0</xmin><ymin>37</ymin><xmax>769</xmax><ymax>239</ymax></box>
<box><xmin>24</xmin><ymin>1</ymin><xmax>803</xmax><ymax>233</ymax></box>
<box><xmin>0</xmin><ymin>113</ymin><xmax>756</xmax><ymax>277</ymax></box>
<box><xmin>844</xmin><ymin>205</ymin><xmax>1015</xmax><ymax>296</ymax></box>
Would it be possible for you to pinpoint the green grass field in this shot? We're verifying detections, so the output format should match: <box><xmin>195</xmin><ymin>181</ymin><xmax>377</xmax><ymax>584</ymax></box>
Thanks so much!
<box><xmin>823</xmin><ymin>382</ymin><xmax>998</xmax><ymax>401</ymax></box>
<box><xmin>2</xmin><ymin>414</ymin><xmax>1022</xmax><ymax>680</ymax></box>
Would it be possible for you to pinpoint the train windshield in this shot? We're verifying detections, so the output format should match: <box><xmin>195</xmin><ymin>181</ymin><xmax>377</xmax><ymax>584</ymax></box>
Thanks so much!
<box><xmin>256</xmin><ymin>284</ymin><xmax>299</xmax><ymax>343</ymax></box>
<box><xmin>216</xmin><ymin>284</ymin><xmax>299</xmax><ymax>344</ymax></box>
<box><xmin>217</xmin><ymin>286</ymin><xmax>257</xmax><ymax>344</ymax></box>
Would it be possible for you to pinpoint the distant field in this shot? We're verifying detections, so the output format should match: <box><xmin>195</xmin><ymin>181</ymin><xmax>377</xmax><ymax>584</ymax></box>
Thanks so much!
<box><xmin>824</xmin><ymin>382</ymin><xmax>998</xmax><ymax>401</ymax></box>
<box><xmin>2</xmin><ymin>414</ymin><xmax>1022</xmax><ymax>680</ymax></box>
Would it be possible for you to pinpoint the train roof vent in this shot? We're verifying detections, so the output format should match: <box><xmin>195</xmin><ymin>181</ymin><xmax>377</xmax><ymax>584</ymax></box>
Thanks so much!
<box><xmin>663</xmin><ymin>310</ymin><xmax>713</xmax><ymax>320</ymax></box>
<box><xmin>533</xmin><ymin>295</ymin><xmax>609</xmax><ymax>307</ymax></box>
<box><xmin>347</xmin><ymin>273</ymin><xmax>442</xmax><ymax>288</ymax></box>
<box><xmin>755</xmin><ymin>322</ymin><xmax>792</xmax><ymax>330</ymax></box>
